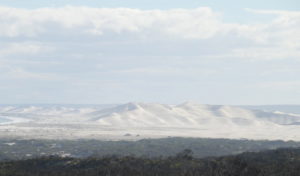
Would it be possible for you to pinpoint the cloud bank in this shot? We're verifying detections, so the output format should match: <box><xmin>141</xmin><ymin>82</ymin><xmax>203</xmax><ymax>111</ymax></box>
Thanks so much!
<box><xmin>0</xmin><ymin>6</ymin><xmax>299</xmax><ymax>104</ymax></box>
<box><xmin>0</xmin><ymin>6</ymin><xmax>299</xmax><ymax>58</ymax></box>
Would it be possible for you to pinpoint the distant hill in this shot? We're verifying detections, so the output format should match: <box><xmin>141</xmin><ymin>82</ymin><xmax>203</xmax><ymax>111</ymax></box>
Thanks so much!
<box><xmin>241</xmin><ymin>105</ymin><xmax>300</xmax><ymax>114</ymax></box>
<box><xmin>0</xmin><ymin>102</ymin><xmax>300</xmax><ymax>140</ymax></box>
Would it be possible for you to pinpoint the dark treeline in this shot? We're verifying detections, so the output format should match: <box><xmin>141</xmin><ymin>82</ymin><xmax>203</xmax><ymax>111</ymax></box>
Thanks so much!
<box><xmin>2</xmin><ymin>137</ymin><xmax>300</xmax><ymax>160</ymax></box>
<box><xmin>1</xmin><ymin>148</ymin><xmax>300</xmax><ymax>176</ymax></box>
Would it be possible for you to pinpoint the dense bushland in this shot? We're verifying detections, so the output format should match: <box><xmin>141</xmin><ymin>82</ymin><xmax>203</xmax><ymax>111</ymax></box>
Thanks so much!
<box><xmin>1</xmin><ymin>137</ymin><xmax>300</xmax><ymax>160</ymax></box>
<box><xmin>1</xmin><ymin>148</ymin><xmax>300</xmax><ymax>176</ymax></box>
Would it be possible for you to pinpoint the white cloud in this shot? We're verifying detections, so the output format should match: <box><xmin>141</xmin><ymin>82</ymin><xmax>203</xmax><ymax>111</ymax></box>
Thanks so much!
<box><xmin>0</xmin><ymin>42</ymin><xmax>52</xmax><ymax>57</ymax></box>
<box><xmin>1</xmin><ymin>6</ymin><xmax>300</xmax><ymax>104</ymax></box>
<box><xmin>0</xmin><ymin>67</ymin><xmax>62</xmax><ymax>80</ymax></box>
<box><xmin>258</xmin><ymin>81</ymin><xmax>300</xmax><ymax>91</ymax></box>
<box><xmin>0</xmin><ymin>6</ymin><xmax>299</xmax><ymax>61</ymax></box>
<box><xmin>6</xmin><ymin>68</ymin><xmax>50</xmax><ymax>79</ymax></box>
<box><xmin>245</xmin><ymin>8</ymin><xmax>300</xmax><ymax>47</ymax></box>
<box><xmin>0</xmin><ymin>6</ymin><xmax>298</xmax><ymax>44</ymax></box>
<box><xmin>245</xmin><ymin>8</ymin><xmax>300</xmax><ymax>16</ymax></box>
<box><xmin>228</xmin><ymin>47</ymin><xmax>300</xmax><ymax>60</ymax></box>
<box><xmin>0</xmin><ymin>6</ymin><xmax>225</xmax><ymax>39</ymax></box>
<box><xmin>112</xmin><ymin>67</ymin><xmax>218</xmax><ymax>76</ymax></box>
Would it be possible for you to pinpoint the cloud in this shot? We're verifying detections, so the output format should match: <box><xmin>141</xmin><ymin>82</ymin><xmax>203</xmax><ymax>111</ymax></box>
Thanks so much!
<box><xmin>245</xmin><ymin>8</ymin><xmax>300</xmax><ymax>16</ymax></box>
<box><xmin>6</xmin><ymin>68</ymin><xmax>51</xmax><ymax>79</ymax></box>
<box><xmin>0</xmin><ymin>42</ymin><xmax>53</xmax><ymax>57</ymax></box>
<box><xmin>0</xmin><ymin>6</ymin><xmax>300</xmax><ymax>104</ymax></box>
<box><xmin>0</xmin><ymin>6</ymin><xmax>299</xmax><ymax>60</ymax></box>
<box><xmin>0</xmin><ymin>6</ymin><xmax>224</xmax><ymax>39</ymax></box>
<box><xmin>0</xmin><ymin>66</ymin><xmax>62</xmax><ymax>80</ymax></box>
<box><xmin>258</xmin><ymin>81</ymin><xmax>300</xmax><ymax>91</ymax></box>
<box><xmin>111</xmin><ymin>67</ymin><xmax>217</xmax><ymax>77</ymax></box>
<box><xmin>244</xmin><ymin>8</ymin><xmax>300</xmax><ymax>47</ymax></box>
<box><xmin>227</xmin><ymin>47</ymin><xmax>300</xmax><ymax>60</ymax></box>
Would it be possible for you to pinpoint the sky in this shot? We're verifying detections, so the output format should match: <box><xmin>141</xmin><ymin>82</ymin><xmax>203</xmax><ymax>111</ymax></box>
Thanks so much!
<box><xmin>0</xmin><ymin>0</ymin><xmax>299</xmax><ymax>105</ymax></box>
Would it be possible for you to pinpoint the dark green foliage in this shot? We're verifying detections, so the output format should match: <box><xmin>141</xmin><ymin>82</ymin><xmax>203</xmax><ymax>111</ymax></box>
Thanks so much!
<box><xmin>1</xmin><ymin>137</ymin><xmax>300</xmax><ymax>160</ymax></box>
<box><xmin>1</xmin><ymin>148</ymin><xmax>300</xmax><ymax>176</ymax></box>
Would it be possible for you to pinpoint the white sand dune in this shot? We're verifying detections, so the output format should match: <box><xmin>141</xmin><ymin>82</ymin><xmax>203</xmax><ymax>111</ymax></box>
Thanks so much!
<box><xmin>0</xmin><ymin>102</ymin><xmax>299</xmax><ymax>140</ymax></box>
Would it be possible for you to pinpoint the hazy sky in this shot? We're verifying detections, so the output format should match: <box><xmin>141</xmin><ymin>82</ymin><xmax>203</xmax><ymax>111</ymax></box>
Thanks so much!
<box><xmin>0</xmin><ymin>0</ymin><xmax>299</xmax><ymax>105</ymax></box>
